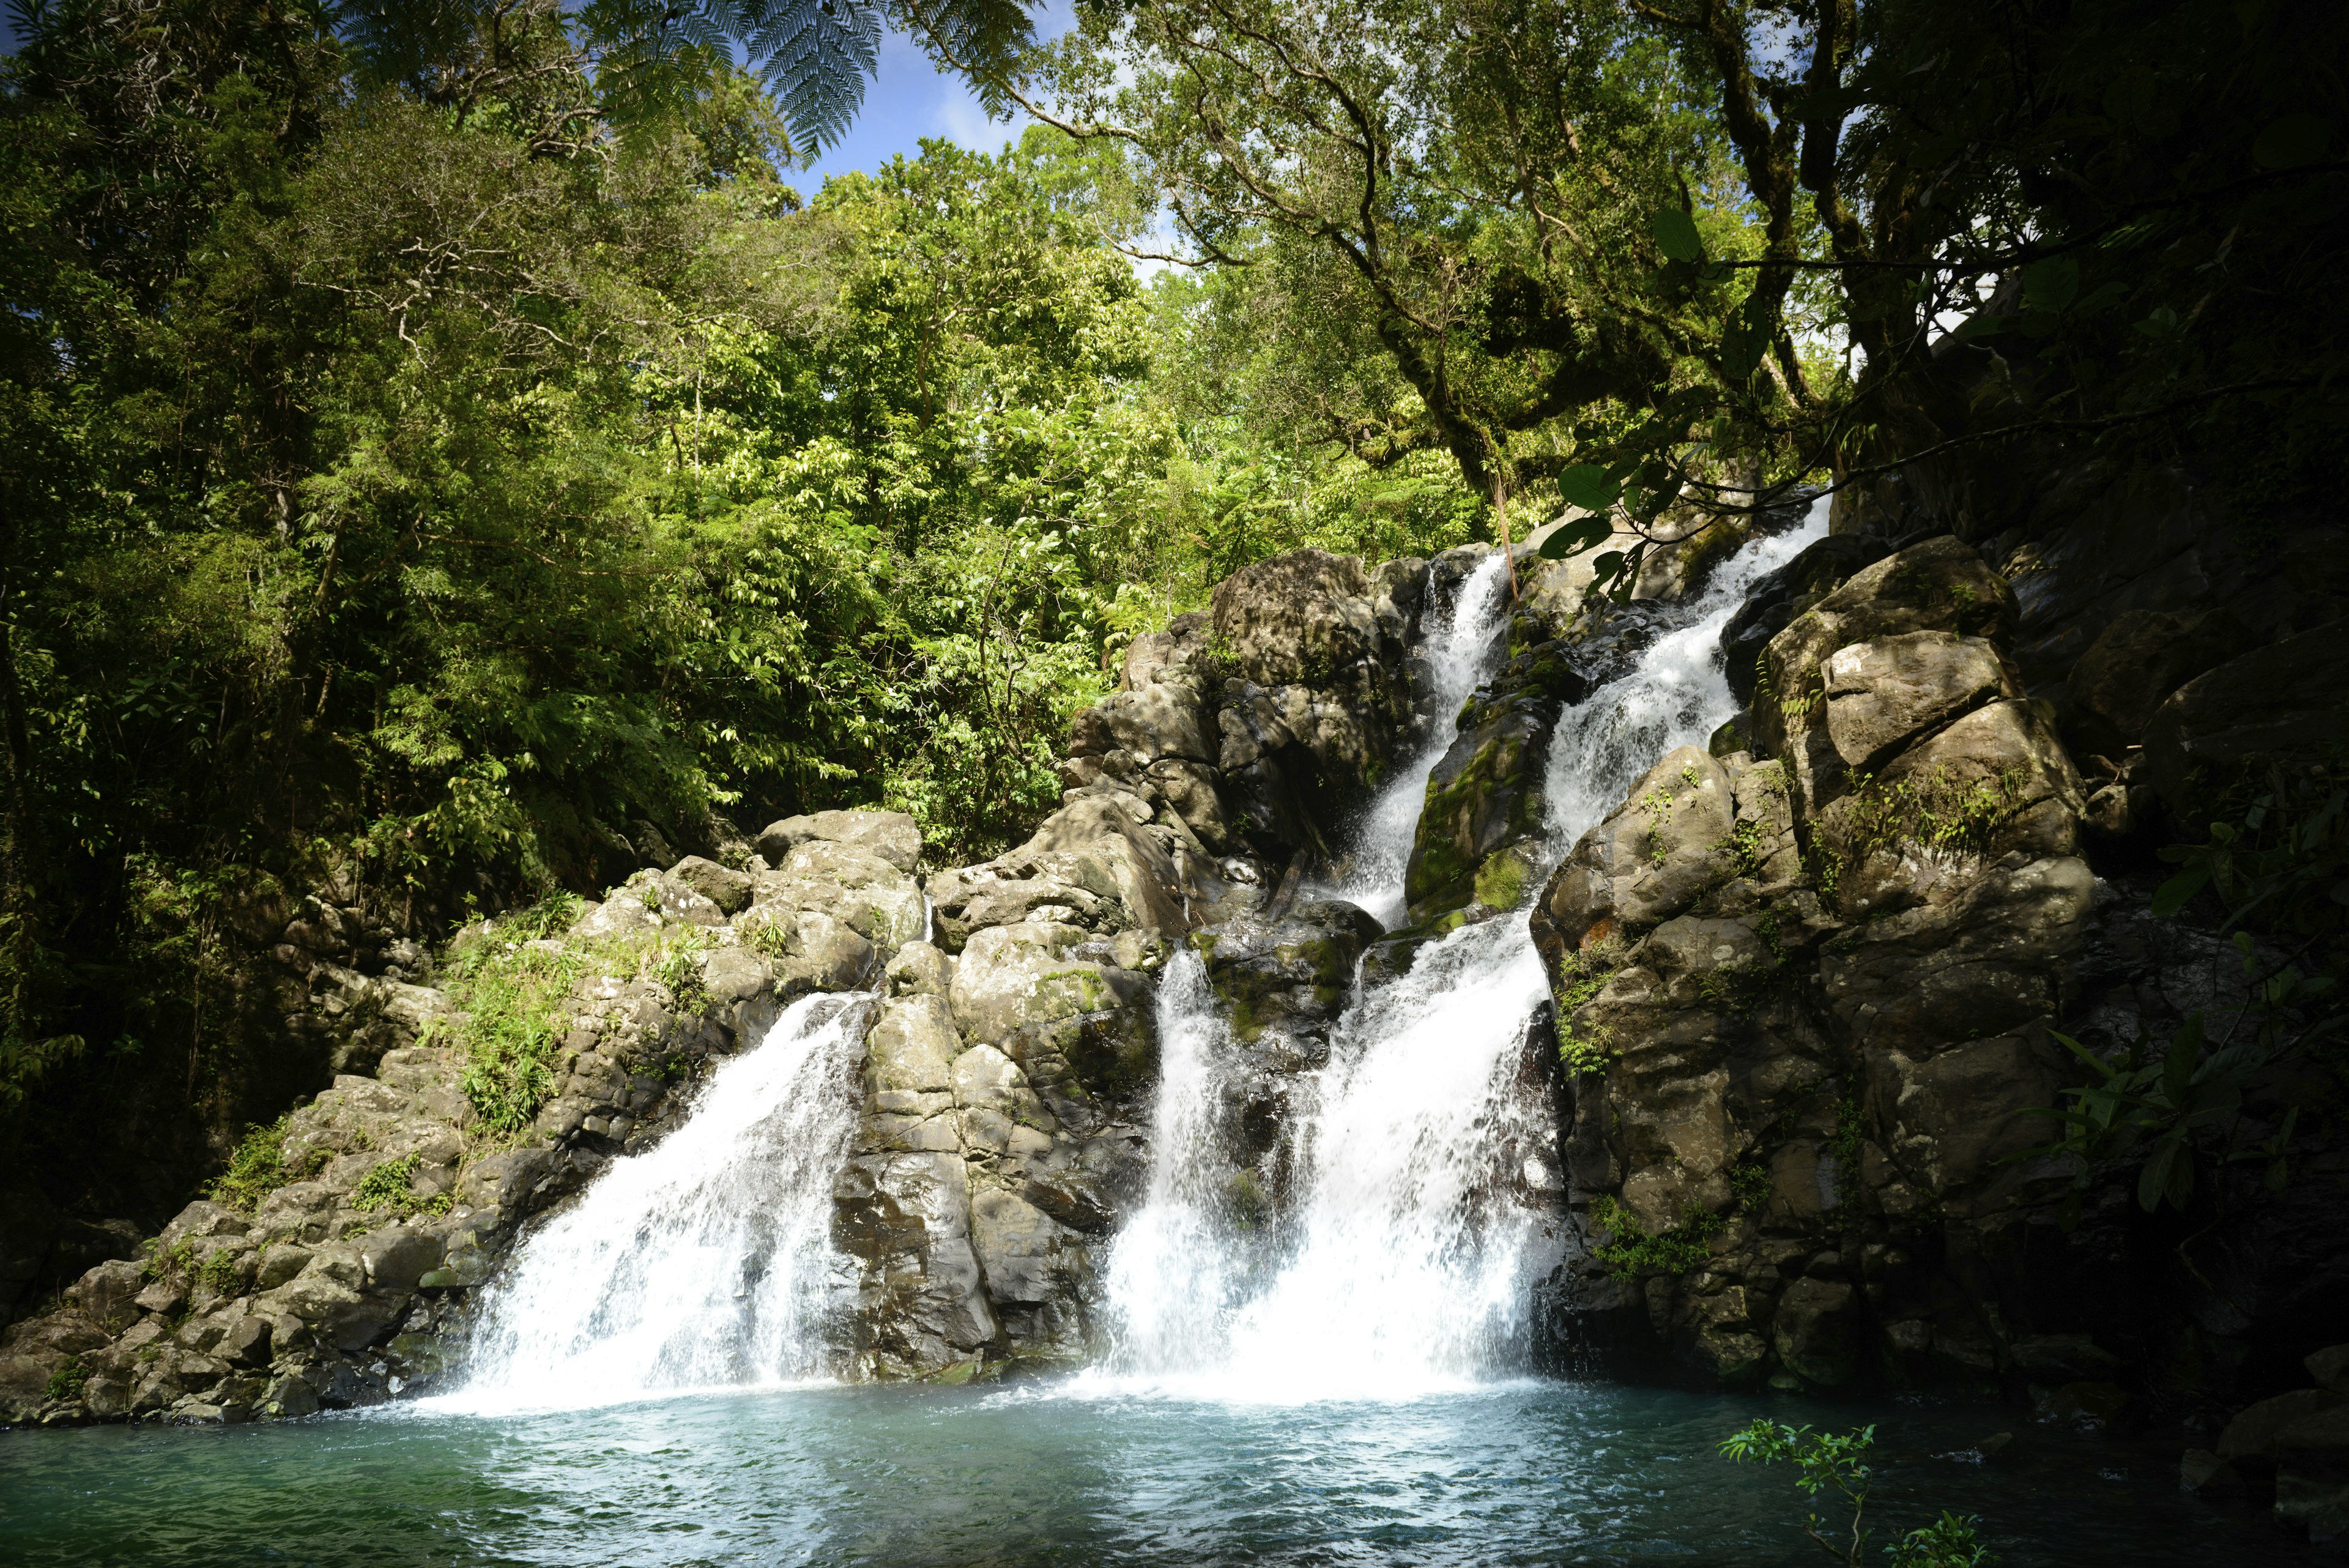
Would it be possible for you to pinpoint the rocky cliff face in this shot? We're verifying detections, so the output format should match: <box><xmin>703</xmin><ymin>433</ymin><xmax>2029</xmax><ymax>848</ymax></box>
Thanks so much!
<box><xmin>1532</xmin><ymin>482</ymin><xmax>2349</xmax><ymax>1475</ymax></box>
<box><xmin>0</xmin><ymin>542</ymin><xmax>1451</xmax><ymax>1422</ymax></box>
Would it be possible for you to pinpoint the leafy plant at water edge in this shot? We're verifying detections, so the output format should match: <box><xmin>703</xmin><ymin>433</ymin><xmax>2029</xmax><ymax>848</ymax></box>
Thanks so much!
<box><xmin>1586</xmin><ymin>1194</ymin><xmax>1721</xmax><ymax>1279</ymax></box>
<box><xmin>45</xmin><ymin>1358</ymin><xmax>87</xmax><ymax>1403</ymax></box>
<box><xmin>1720</xmin><ymin>1421</ymin><xmax>1997</xmax><ymax>1568</ymax></box>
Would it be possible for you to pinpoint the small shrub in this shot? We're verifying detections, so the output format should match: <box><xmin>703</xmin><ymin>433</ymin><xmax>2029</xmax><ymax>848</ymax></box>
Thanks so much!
<box><xmin>45</xmin><ymin>1358</ymin><xmax>87</xmax><ymax>1403</ymax></box>
<box><xmin>349</xmin><ymin>1153</ymin><xmax>454</xmax><ymax>1220</ymax></box>
<box><xmin>1720</xmin><ymin>1420</ymin><xmax>1997</xmax><ymax>1567</ymax></box>
<box><xmin>1729</xmin><ymin>1159</ymin><xmax>1770</xmax><ymax>1213</ymax></box>
<box><xmin>1587</xmin><ymin>1194</ymin><xmax>1722</xmax><ymax>1277</ymax></box>
<box><xmin>1553</xmin><ymin>942</ymin><xmax>1622</xmax><ymax>1073</ymax></box>
<box><xmin>195</xmin><ymin>1247</ymin><xmax>243</xmax><ymax>1295</ymax></box>
<box><xmin>209</xmin><ymin>1117</ymin><xmax>294</xmax><ymax>1212</ymax></box>
<box><xmin>442</xmin><ymin>938</ymin><xmax>590</xmax><ymax>1135</ymax></box>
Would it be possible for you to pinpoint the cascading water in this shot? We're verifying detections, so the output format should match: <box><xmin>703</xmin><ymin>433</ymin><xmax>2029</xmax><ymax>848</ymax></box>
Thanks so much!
<box><xmin>439</xmin><ymin>990</ymin><xmax>874</xmax><ymax>1414</ymax></box>
<box><xmin>1097</xmin><ymin>505</ymin><xmax>1828</xmax><ymax>1399</ymax></box>
<box><xmin>1334</xmin><ymin>551</ymin><xmax>1513</xmax><ymax>927</ymax></box>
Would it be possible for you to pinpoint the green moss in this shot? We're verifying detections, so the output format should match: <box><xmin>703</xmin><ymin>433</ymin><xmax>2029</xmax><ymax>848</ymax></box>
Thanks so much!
<box><xmin>1472</xmin><ymin>848</ymin><xmax>1534</xmax><ymax>911</ymax></box>
<box><xmin>1226</xmin><ymin>1168</ymin><xmax>1269</xmax><ymax>1230</ymax></box>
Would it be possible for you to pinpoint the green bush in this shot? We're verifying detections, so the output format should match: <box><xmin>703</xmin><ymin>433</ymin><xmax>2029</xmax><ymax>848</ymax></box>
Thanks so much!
<box><xmin>208</xmin><ymin>1116</ymin><xmax>294</xmax><ymax>1213</ymax></box>
<box><xmin>349</xmin><ymin>1153</ymin><xmax>454</xmax><ymax>1219</ymax></box>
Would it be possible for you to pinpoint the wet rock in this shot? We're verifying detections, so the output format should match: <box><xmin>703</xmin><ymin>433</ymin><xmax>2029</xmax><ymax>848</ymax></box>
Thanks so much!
<box><xmin>1719</xmin><ymin>533</ymin><xmax>1890</xmax><ymax>703</ymax></box>
<box><xmin>2276</xmin><ymin>1405</ymin><xmax>2349</xmax><ymax>1542</ymax></box>
<box><xmin>2181</xmin><ymin>1448</ymin><xmax>2244</xmax><ymax>1498</ymax></box>
<box><xmin>833</xmin><ymin>1152</ymin><xmax>1000</xmax><ymax>1377</ymax></box>
<box><xmin>1754</xmin><ymin>535</ymin><xmax>2018</xmax><ymax>816</ymax></box>
<box><xmin>2220</xmin><ymin>1389</ymin><xmax>2346</xmax><ymax>1471</ymax></box>
<box><xmin>1201</xmin><ymin>899</ymin><xmax>1381</xmax><ymax>1053</ymax></box>
<box><xmin>1530</xmin><ymin>746</ymin><xmax>1736</xmax><ymax>963</ymax></box>
<box><xmin>2063</xmin><ymin>606</ymin><xmax>2244</xmax><ymax>760</ymax></box>
<box><xmin>886</xmin><ymin>941</ymin><xmax>955</xmax><ymax>998</ymax></box>
<box><xmin>1772</xmin><ymin>1277</ymin><xmax>1858</xmax><ymax>1385</ymax></box>
<box><xmin>1821</xmin><ymin>631</ymin><xmax>2018</xmax><ymax>771</ymax></box>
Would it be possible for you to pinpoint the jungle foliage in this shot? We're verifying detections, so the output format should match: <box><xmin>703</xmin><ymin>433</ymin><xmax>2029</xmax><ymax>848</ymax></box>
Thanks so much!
<box><xmin>2</xmin><ymin>0</ymin><xmax>2343</xmax><ymax>1201</ymax></box>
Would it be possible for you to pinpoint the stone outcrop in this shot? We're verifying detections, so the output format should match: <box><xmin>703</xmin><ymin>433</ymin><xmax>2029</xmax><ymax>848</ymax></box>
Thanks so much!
<box><xmin>1534</xmin><ymin>533</ymin><xmax>2099</xmax><ymax>1394</ymax></box>
<box><xmin>1065</xmin><ymin>547</ymin><xmax>1428</xmax><ymax>866</ymax></box>
<box><xmin>0</xmin><ymin>792</ymin><xmax>1201</xmax><ymax>1421</ymax></box>
<box><xmin>0</xmin><ymin>534</ymin><xmax>1469</xmax><ymax>1422</ymax></box>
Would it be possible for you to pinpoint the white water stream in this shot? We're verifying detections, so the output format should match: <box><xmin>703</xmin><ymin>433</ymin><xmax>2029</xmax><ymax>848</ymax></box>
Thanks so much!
<box><xmin>440</xmin><ymin>990</ymin><xmax>872</xmax><ymax>1413</ymax></box>
<box><xmin>1093</xmin><ymin>507</ymin><xmax>1827</xmax><ymax>1400</ymax></box>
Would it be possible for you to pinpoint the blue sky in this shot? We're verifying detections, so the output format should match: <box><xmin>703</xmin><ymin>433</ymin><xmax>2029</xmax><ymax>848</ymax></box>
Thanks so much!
<box><xmin>791</xmin><ymin>26</ymin><xmax>1037</xmax><ymax>194</ymax></box>
<box><xmin>0</xmin><ymin>9</ymin><xmax>1053</xmax><ymax>190</ymax></box>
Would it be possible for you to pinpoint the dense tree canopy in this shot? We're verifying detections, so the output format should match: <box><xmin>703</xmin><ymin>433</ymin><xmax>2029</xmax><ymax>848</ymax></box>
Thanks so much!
<box><xmin>2</xmin><ymin>0</ymin><xmax>2341</xmax><ymax>1194</ymax></box>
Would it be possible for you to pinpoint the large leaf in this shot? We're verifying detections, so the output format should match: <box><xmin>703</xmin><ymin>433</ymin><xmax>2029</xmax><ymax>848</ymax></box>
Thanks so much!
<box><xmin>1720</xmin><ymin>319</ymin><xmax>1766</xmax><ymax>377</ymax></box>
<box><xmin>2254</xmin><ymin>113</ymin><xmax>2334</xmax><ymax>170</ymax></box>
<box><xmin>2137</xmin><ymin>1136</ymin><xmax>2194</xmax><ymax>1212</ymax></box>
<box><xmin>1652</xmin><ymin>207</ymin><xmax>1703</xmax><ymax>264</ymax></box>
<box><xmin>1538</xmin><ymin>515</ymin><xmax>1614</xmax><ymax>561</ymax></box>
<box><xmin>2150</xmin><ymin>861</ymin><xmax>2210</xmax><ymax>916</ymax></box>
<box><xmin>2022</xmin><ymin>256</ymin><xmax>2080</xmax><ymax>314</ymax></box>
<box><xmin>1556</xmin><ymin>464</ymin><xmax>1622</xmax><ymax>512</ymax></box>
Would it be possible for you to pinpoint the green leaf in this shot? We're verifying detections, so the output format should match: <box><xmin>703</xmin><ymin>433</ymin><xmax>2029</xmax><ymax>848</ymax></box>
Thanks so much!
<box><xmin>2137</xmin><ymin>1137</ymin><xmax>2190</xmax><ymax>1212</ymax></box>
<box><xmin>1556</xmin><ymin>464</ymin><xmax>1623</xmax><ymax>512</ymax></box>
<box><xmin>1590</xmin><ymin>549</ymin><xmax>1627</xmax><ymax>584</ymax></box>
<box><xmin>2022</xmin><ymin>256</ymin><xmax>2080</xmax><ymax>314</ymax></box>
<box><xmin>1538</xmin><ymin>515</ymin><xmax>1614</xmax><ymax>561</ymax></box>
<box><xmin>1721</xmin><ymin>320</ymin><xmax>1767</xmax><ymax>377</ymax></box>
<box><xmin>2134</xmin><ymin>305</ymin><xmax>2181</xmax><ymax>338</ymax></box>
<box><xmin>2150</xmin><ymin>861</ymin><xmax>2210</xmax><ymax>916</ymax></box>
<box><xmin>1653</xmin><ymin>207</ymin><xmax>1704</xmax><ymax>264</ymax></box>
<box><xmin>2253</xmin><ymin>113</ymin><xmax>2334</xmax><ymax>170</ymax></box>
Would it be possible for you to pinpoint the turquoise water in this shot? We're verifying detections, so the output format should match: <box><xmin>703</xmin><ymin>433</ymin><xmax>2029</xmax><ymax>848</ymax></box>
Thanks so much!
<box><xmin>0</xmin><ymin>1381</ymin><xmax>2299</xmax><ymax>1567</ymax></box>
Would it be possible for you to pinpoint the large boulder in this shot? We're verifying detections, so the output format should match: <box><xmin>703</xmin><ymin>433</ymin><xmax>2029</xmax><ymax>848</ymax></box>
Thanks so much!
<box><xmin>1530</xmin><ymin>747</ymin><xmax>1736</xmax><ymax>965</ymax></box>
<box><xmin>2062</xmin><ymin>606</ymin><xmax>2244</xmax><ymax>760</ymax></box>
<box><xmin>1210</xmin><ymin>548</ymin><xmax>1386</xmax><ymax>688</ymax></box>
<box><xmin>1753</xmin><ymin>535</ymin><xmax>2018</xmax><ymax>816</ymax></box>
<box><xmin>755</xmin><ymin>808</ymin><xmax>922</xmax><ymax>874</ymax></box>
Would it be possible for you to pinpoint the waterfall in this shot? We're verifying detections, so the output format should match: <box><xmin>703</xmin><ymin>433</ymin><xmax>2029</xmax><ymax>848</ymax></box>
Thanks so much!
<box><xmin>1096</xmin><ymin>505</ymin><xmax>1828</xmax><ymax>1400</ymax></box>
<box><xmin>1336</xmin><ymin>551</ymin><xmax>1513</xmax><ymax>927</ymax></box>
<box><xmin>437</xmin><ymin>990</ymin><xmax>874</xmax><ymax>1414</ymax></box>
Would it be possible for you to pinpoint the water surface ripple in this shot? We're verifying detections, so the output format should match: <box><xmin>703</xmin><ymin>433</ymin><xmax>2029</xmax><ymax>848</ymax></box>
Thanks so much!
<box><xmin>0</xmin><ymin>1383</ymin><xmax>2306</xmax><ymax>1567</ymax></box>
